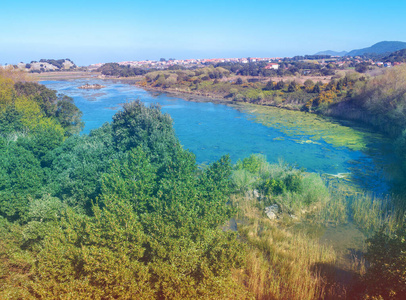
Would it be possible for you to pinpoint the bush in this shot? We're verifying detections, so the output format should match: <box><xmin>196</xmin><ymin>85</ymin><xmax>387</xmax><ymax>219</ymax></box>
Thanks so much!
<box><xmin>364</xmin><ymin>223</ymin><xmax>406</xmax><ymax>299</ymax></box>
<box><xmin>231</xmin><ymin>169</ymin><xmax>257</xmax><ymax>192</ymax></box>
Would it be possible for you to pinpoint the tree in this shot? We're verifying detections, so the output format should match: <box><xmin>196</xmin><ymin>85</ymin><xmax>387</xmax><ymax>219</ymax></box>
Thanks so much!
<box><xmin>355</xmin><ymin>63</ymin><xmax>369</xmax><ymax>73</ymax></box>
<box><xmin>263</xmin><ymin>80</ymin><xmax>274</xmax><ymax>91</ymax></box>
<box><xmin>55</xmin><ymin>96</ymin><xmax>84</xmax><ymax>135</ymax></box>
<box><xmin>287</xmin><ymin>81</ymin><xmax>299</xmax><ymax>92</ymax></box>
<box><xmin>312</xmin><ymin>83</ymin><xmax>321</xmax><ymax>93</ymax></box>
<box><xmin>235</xmin><ymin>77</ymin><xmax>243</xmax><ymax>85</ymax></box>
<box><xmin>100</xmin><ymin>147</ymin><xmax>157</xmax><ymax>214</ymax></box>
<box><xmin>112</xmin><ymin>100</ymin><xmax>179</xmax><ymax>167</ymax></box>
<box><xmin>303</xmin><ymin>79</ymin><xmax>314</xmax><ymax>89</ymax></box>
<box><xmin>0</xmin><ymin>142</ymin><xmax>44</xmax><ymax>221</ymax></box>
<box><xmin>274</xmin><ymin>80</ymin><xmax>286</xmax><ymax>90</ymax></box>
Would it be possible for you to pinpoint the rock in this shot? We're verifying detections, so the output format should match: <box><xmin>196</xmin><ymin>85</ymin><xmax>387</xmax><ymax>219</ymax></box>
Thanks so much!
<box><xmin>265</xmin><ymin>204</ymin><xmax>279</xmax><ymax>220</ymax></box>
<box><xmin>78</xmin><ymin>83</ymin><xmax>105</xmax><ymax>89</ymax></box>
<box><xmin>253</xmin><ymin>189</ymin><xmax>260</xmax><ymax>198</ymax></box>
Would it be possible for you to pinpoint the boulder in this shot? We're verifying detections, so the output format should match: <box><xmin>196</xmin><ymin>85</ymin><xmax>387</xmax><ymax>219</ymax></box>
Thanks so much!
<box><xmin>265</xmin><ymin>204</ymin><xmax>279</xmax><ymax>220</ymax></box>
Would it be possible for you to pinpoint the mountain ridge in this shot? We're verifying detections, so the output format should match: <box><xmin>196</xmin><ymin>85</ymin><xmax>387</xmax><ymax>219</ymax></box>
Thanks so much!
<box><xmin>314</xmin><ymin>50</ymin><xmax>348</xmax><ymax>57</ymax></box>
<box><xmin>314</xmin><ymin>41</ymin><xmax>406</xmax><ymax>57</ymax></box>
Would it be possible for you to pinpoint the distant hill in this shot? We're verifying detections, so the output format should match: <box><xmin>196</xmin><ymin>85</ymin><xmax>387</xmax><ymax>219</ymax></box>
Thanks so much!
<box><xmin>347</xmin><ymin>41</ymin><xmax>406</xmax><ymax>56</ymax></box>
<box><xmin>314</xmin><ymin>50</ymin><xmax>348</xmax><ymax>57</ymax></box>
<box><xmin>382</xmin><ymin>48</ymin><xmax>406</xmax><ymax>63</ymax></box>
<box><xmin>16</xmin><ymin>58</ymin><xmax>76</xmax><ymax>72</ymax></box>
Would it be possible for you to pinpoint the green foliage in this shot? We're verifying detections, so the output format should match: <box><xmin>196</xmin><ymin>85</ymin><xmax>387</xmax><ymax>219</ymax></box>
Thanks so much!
<box><xmin>262</xmin><ymin>178</ymin><xmax>286</xmax><ymax>195</ymax></box>
<box><xmin>263</xmin><ymin>80</ymin><xmax>274</xmax><ymax>91</ymax></box>
<box><xmin>231</xmin><ymin>169</ymin><xmax>257</xmax><ymax>192</ymax></box>
<box><xmin>364</xmin><ymin>223</ymin><xmax>406</xmax><ymax>299</ymax></box>
<box><xmin>384</xmin><ymin>48</ymin><xmax>406</xmax><ymax>63</ymax></box>
<box><xmin>55</xmin><ymin>96</ymin><xmax>84</xmax><ymax>135</ymax></box>
<box><xmin>17</xmin><ymin>121</ymin><xmax>65</xmax><ymax>158</ymax></box>
<box><xmin>31</xmin><ymin>203</ymin><xmax>152</xmax><ymax>299</ymax></box>
<box><xmin>97</xmin><ymin>62</ymin><xmax>148</xmax><ymax>77</ymax></box>
<box><xmin>0</xmin><ymin>97</ymin><xmax>247</xmax><ymax>298</ymax></box>
<box><xmin>29</xmin><ymin>144</ymin><xmax>242</xmax><ymax>298</ymax></box>
<box><xmin>112</xmin><ymin>100</ymin><xmax>179</xmax><ymax>166</ymax></box>
<box><xmin>100</xmin><ymin>147</ymin><xmax>157</xmax><ymax>214</ymax></box>
<box><xmin>235</xmin><ymin>153</ymin><xmax>268</xmax><ymax>174</ymax></box>
<box><xmin>14</xmin><ymin>82</ymin><xmax>58</xmax><ymax>117</ymax></box>
<box><xmin>232</xmin><ymin>154</ymin><xmax>329</xmax><ymax>214</ymax></box>
<box><xmin>13</xmin><ymin>82</ymin><xmax>84</xmax><ymax>135</ymax></box>
<box><xmin>43</xmin><ymin>124</ymin><xmax>119</xmax><ymax>211</ymax></box>
<box><xmin>287</xmin><ymin>81</ymin><xmax>299</xmax><ymax>92</ymax></box>
<box><xmin>0</xmin><ymin>106</ymin><xmax>24</xmax><ymax>134</ymax></box>
<box><xmin>0</xmin><ymin>141</ymin><xmax>44</xmax><ymax>221</ymax></box>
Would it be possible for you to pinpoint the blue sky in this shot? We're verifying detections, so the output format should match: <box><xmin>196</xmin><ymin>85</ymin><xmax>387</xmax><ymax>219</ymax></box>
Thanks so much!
<box><xmin>1</xmin><ymin>0</ymin><xmax>405</xmax><ymax>66</ymax></box>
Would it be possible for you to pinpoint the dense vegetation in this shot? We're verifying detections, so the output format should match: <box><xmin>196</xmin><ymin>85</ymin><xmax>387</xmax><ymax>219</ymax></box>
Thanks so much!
<box><xmin>212</xmin><ymin>60</ymin><xmax>335</xmax><ymax>77</ymax></box>
<box><xmin>137</xmin><ymin>65</ymin><xmax>358</xmax><ymax>109</ymax></box>
<box><xmin>0</xmin><ymin>74</ymin><xmax>246</xmax><ymax>298</ymax></box>
<box><xmin>1</xmin><ymin>71</ymin><xmax>405</xmax><ymax>299</ymax></box>
<box><xmin>383</xmin><ymin>49</ymin><xmax>406</xmax><ymax>63</ymax></box>
<box><xmin>98</xmin><ymin>63</ymin><xmax>150</xmax><ymax>77</ymax></box>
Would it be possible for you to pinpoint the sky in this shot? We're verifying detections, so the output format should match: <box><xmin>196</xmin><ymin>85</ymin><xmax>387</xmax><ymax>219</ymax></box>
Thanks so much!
<box><xmin>1</xmin><ymin>0</ymin><xmax>406</xmax><ymax>66</ymax></box>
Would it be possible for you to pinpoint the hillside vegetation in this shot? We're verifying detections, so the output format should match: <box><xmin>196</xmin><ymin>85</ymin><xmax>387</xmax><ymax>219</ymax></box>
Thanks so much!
<box><xmin>347</xmin><ymin>41</ymin><xmax>406</xmax><ymax>56</ymax></box>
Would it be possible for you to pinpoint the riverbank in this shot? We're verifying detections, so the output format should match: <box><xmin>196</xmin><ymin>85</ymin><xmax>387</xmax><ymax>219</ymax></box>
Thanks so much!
<box><xmin>138</xmin><ymin>83</ymin><xmax>318</xmax><ymax>113</ymax></box>
<box><xmin>32</xmin><ymin>71</ymin><xmax>329</xmax><ymax>112</ymax></box>
<box><xmin>140</xmin><ymin>84</ymin><xmax>231</xmax><ymax>103</ymax></box>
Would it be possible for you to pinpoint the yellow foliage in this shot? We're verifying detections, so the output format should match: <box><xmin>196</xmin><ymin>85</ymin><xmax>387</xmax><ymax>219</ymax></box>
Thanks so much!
<box><xmin>36</xmin><ymin>117</ymin><xmax>65</xmax><ymax>139</ymax></box>
<box><xmin>0</xmin><ymin>75</ymin><xmax>16</xmax><ymax>105</ymax></box>
<box><xmin>314</xmin><ymin>90</ymin><xmax>338</xmax><ymax>107</ymax></box>
<box><xmin>0</xmin><ymin>89</ymin><xmax>65</xmax><ymax>137</ymax></box>
<box><xmin>13</xmin><ymin>96</ymin><xmax>43</xmax><ymax>130</ymax></box>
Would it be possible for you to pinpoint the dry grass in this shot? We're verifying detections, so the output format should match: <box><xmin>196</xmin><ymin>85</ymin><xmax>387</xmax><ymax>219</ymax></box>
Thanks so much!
<box><xmin>0</xmin><ymin>66</ymin><xmax>33</xmax><ymax>82</ymax></box>
<box><xmin>231</xmin><ymin>194</ymin><xmax>340</xmax><ymax>299</ymax></box>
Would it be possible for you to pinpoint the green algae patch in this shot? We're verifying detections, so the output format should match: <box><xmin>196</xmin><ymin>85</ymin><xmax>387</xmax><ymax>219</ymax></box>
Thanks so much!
<box><xmin>233</xmin><ymin>103</ymin><xmax>383</xmax><ymax>151</ymax></box>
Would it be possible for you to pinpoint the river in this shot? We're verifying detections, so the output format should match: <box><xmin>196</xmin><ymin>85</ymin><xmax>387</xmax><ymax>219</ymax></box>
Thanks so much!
<box><xmin>42</xmin><ymin>79</ymin><xmax>401</xmax><ymax>195</ymax></box>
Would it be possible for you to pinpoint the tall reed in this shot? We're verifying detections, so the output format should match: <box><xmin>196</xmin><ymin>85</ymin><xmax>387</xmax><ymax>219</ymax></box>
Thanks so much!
<box><xmin>231</xmin><ymin>194</ymin><xmax>339</xmax><ymax>299</ymax></box>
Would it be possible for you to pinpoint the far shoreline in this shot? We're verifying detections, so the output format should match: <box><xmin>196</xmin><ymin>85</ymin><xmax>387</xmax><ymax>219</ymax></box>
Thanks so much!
<box><xmin>32</xmin><ymin>72</ymin><xmax>327</xmax><ymax>112</ymax></box>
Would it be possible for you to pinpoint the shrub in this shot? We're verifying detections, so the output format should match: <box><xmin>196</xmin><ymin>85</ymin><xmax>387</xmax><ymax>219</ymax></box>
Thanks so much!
<box><xmin>364</xmin><ymin>223</ymin><xmax>406</xmax><ymax>299</ymax></box>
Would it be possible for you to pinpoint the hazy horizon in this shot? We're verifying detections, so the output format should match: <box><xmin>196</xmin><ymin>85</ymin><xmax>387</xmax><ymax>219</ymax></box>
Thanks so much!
<box><xmin>2</xmin><ymin>0</ymin><xmax>406</xmax><ymax>66</ymax></box>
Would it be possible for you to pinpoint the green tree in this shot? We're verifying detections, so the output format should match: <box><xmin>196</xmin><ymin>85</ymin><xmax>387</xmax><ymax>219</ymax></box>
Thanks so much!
<box><xmin>263</xmin><ymin>80</ymin><xmax>274</xmax><ymax>91</ymax></box>
<box><xmin>100</xmin><ymin>147</ymin><xmax>157</xmax><ymax>214</ymax></box>
<box><xmin>274</xmin><ymin>80</ymin><xmax>286</xmax><ymax>90</ymax></box>
<box><xmin>55</xmin><ymin>96</ymin><xmax>84</xmax><ymax>135</ymax></box>
<box><xmin>112</xmin><ymin>100</ymin><xmax>179</xmax><ymax>166</ymax></box>
<box><xmin>303</xmin><ymin>79</ymin><xmax>314</xmax><ymax>89</ymax></box>
<box><xmin>0</xmin><ymin>142</ymin><xmax>44</xmax><ymax>221</ymax></box>
<box><xmin>287</xmin><ymin>81</ymin><xmax>299</xmax><ymax>92</ymax></box>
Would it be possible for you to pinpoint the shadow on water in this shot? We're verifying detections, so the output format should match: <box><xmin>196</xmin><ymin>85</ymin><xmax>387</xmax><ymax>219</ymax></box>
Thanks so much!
<box><xmin>310</xmin><ymin>261</ymin><xmax>366</xmax><ymax>300</ymax></box>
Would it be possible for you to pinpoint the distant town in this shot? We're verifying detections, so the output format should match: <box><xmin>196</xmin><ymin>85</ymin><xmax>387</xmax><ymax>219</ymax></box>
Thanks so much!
<box><xmin>87</xmin><ymin>55</ymin><xmax>400</xmax><ymax>71</ymax></box>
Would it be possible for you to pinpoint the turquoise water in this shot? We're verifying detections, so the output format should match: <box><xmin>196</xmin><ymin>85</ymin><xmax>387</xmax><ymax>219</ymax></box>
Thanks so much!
<box><xmin>41</xmin><ymin>79</ymin><xmax>399</xmax><ymax>194</ymax></box>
